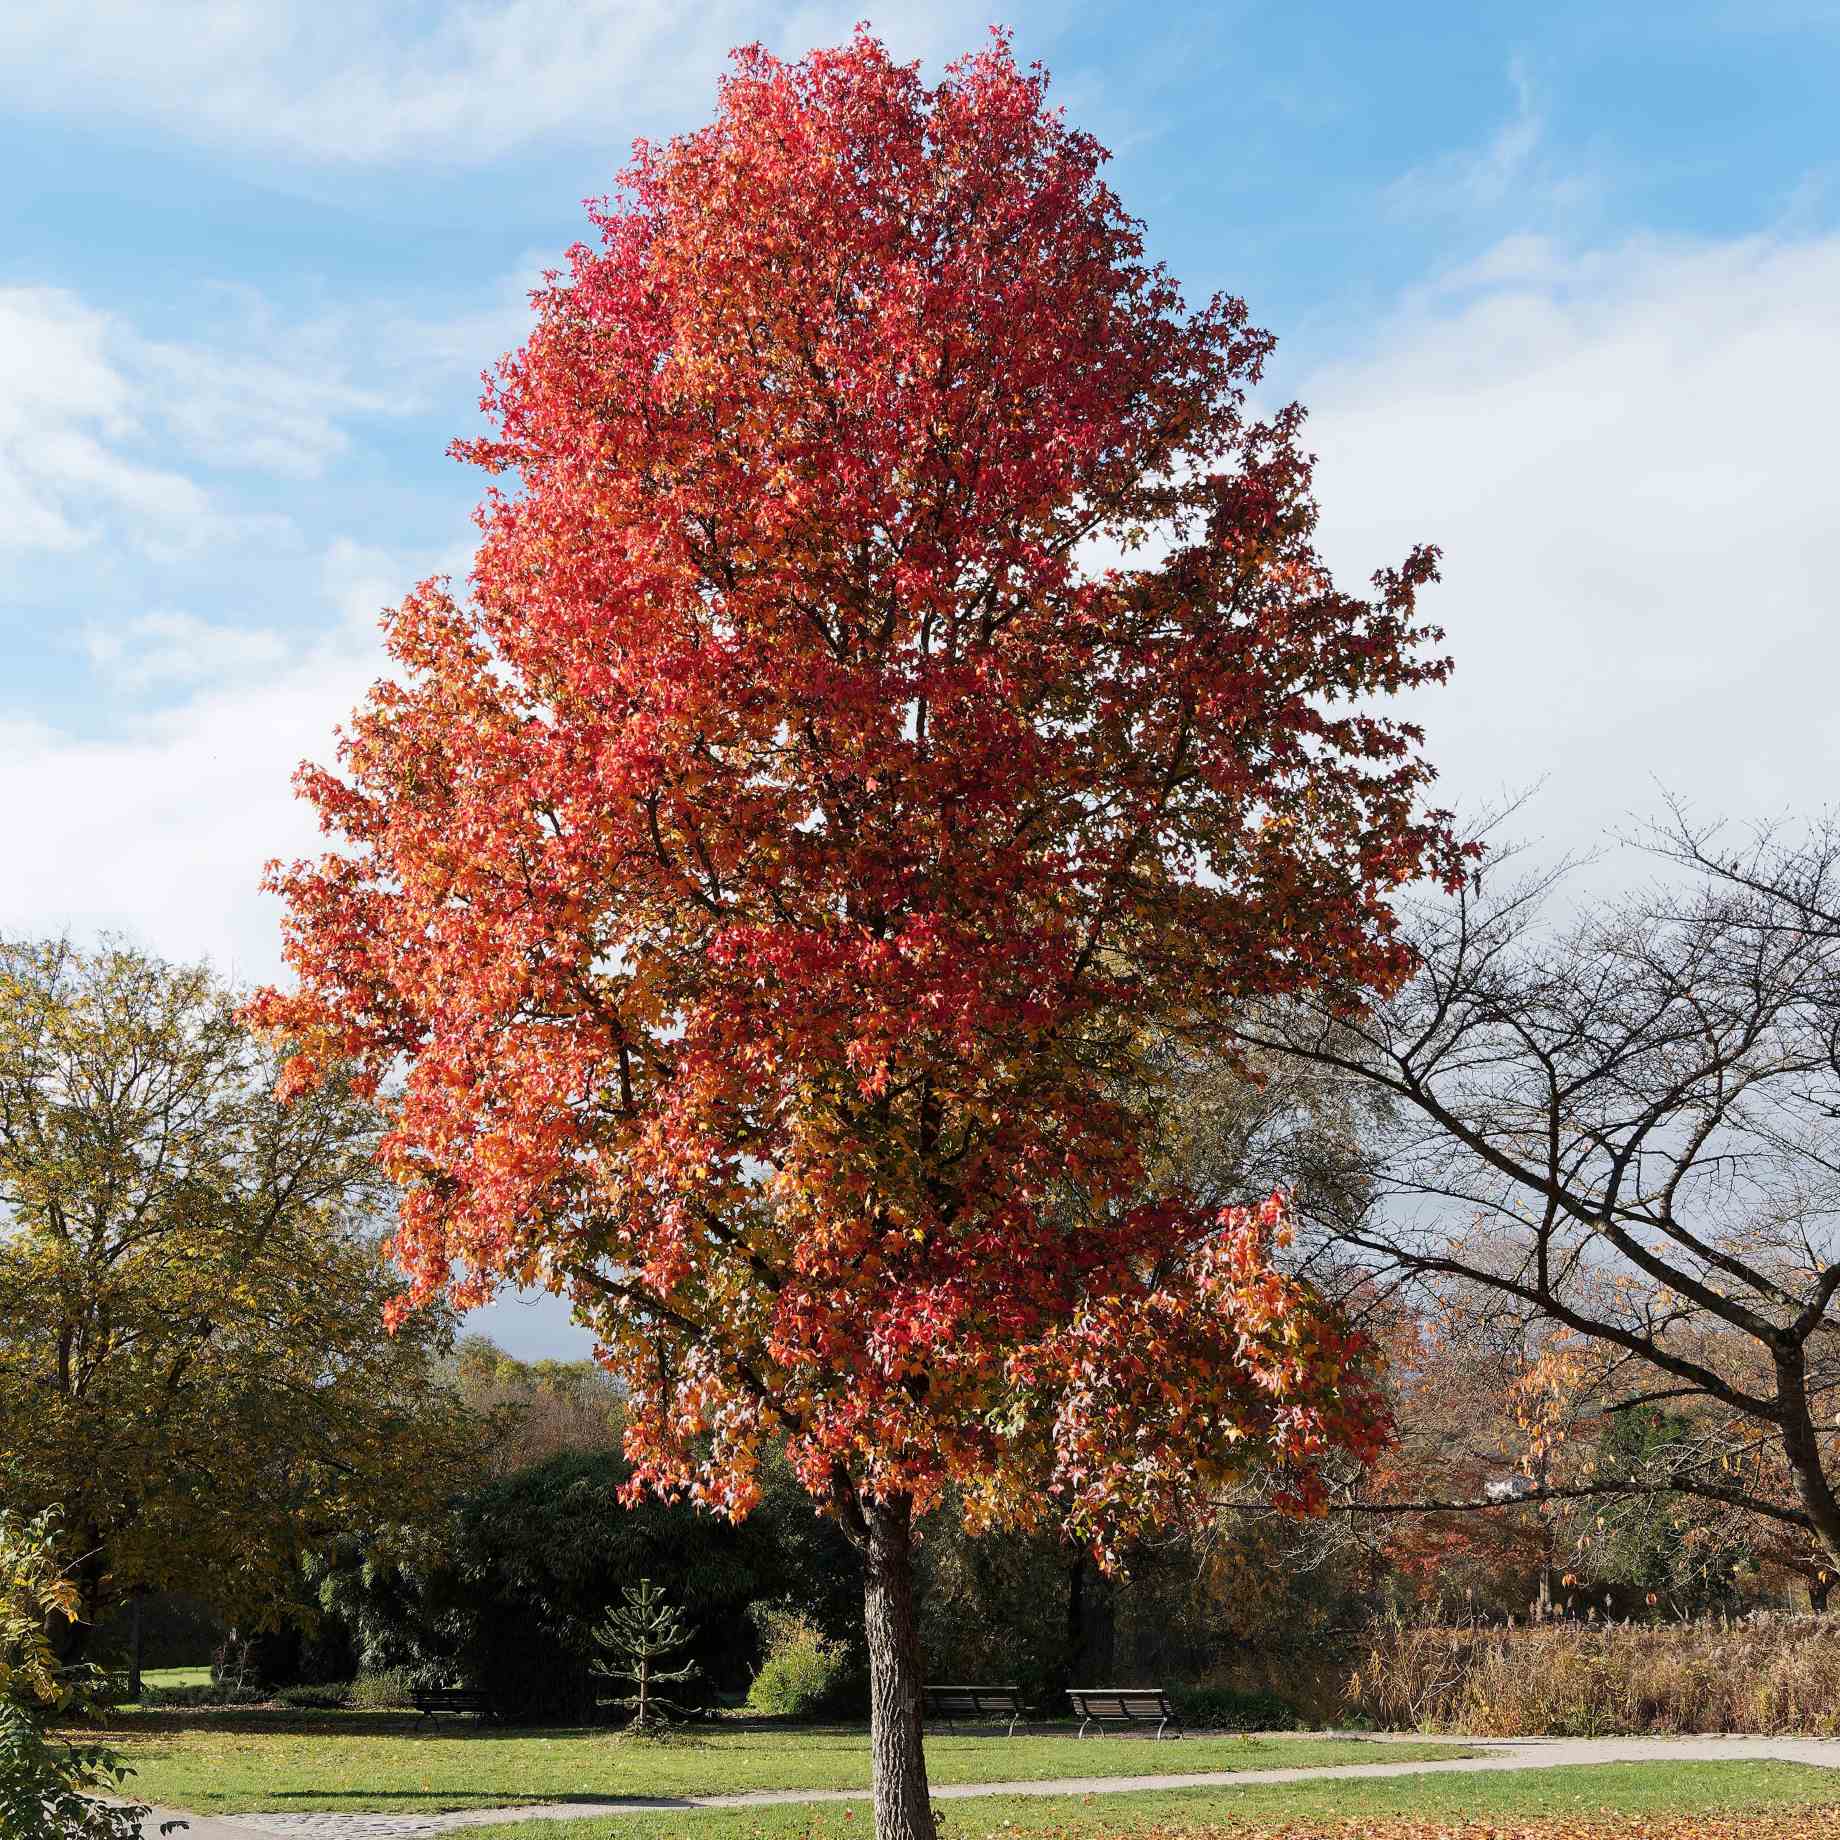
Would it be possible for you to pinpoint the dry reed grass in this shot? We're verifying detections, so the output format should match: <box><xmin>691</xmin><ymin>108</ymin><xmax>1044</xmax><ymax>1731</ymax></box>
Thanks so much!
<box><xmin>1347</xmin><ymin>1613</ymin><xmax>1840</xmax><ymax>1735</ymax></box>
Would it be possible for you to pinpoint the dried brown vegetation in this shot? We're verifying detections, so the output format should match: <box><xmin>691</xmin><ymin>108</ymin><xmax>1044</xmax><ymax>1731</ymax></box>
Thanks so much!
<box><xmin>1081</xmin><ymin>1824</ymin><xmax>1834</xmax><ymax>1839</ymax></box>
<box><xmin>1348</xmin><ymin>1614</ymin><xmax>1840</xmax><ymax>1735</ymax></box>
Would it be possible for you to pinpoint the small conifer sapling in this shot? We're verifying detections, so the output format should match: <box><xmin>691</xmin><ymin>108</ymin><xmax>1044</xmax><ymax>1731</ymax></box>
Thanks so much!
<box><xmin>590</xmin><ymin>1578</ymin><xmax>699</xmax><ymax>1731</ymax></box>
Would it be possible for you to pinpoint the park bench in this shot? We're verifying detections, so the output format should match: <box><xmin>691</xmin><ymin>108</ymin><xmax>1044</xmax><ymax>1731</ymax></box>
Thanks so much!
<box><xmin>922</xmin><ymin>1684</ymin><xmax>1028</xmax><ymax>1736</ymax></box>
<box><xmin>1066</xmin><ymin>1687</ymin><xmax>1183</xmax><ymax>1739</ymax></box>
<box><xmin>411</xmin><ymin>1686</ymin><xmax>497</xmax><ymax>1726</ymax></box>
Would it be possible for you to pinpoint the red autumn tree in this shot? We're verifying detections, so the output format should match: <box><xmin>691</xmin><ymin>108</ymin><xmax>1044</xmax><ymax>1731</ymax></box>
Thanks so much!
<box><xmin>252</xmin><ymin>33</ymin><xmax>1462</xmax><ymax>1838</ymax></box>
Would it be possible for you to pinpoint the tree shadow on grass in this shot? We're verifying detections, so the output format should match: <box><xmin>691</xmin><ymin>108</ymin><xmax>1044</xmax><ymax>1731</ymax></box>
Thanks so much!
<box><xmin>260</xmin><ymin>1793</ymin><xmax>705</xmax><ymax>1811</ymax></box>
<box><xmin>94</xmin><ymin>1711</ymin><xmax>601</xmax><ymax>1739</ymax></box>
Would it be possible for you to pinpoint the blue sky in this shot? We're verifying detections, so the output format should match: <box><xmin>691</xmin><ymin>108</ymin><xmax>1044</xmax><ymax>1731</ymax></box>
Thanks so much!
<box><xmin>5</xmin><ymin>3</ymin><xmax>1838</xmax><ymax>1357</ymax></box>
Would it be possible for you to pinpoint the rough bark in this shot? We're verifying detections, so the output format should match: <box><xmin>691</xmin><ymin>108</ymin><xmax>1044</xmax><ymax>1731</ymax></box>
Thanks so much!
<box><xmin>861</xmin><ymin>1493</ymin><xmax>936</xmax><ymax>1840</ymax></box>
<box><xmin>1066</xmin><ymin>1549</ymin><xmax>1117</xmax><ymax>1682</ymax></box>
<box><xmin>1776</xmin><ymin>1352</ymin><xmax>1840</xmax><ymax>1565</ymax></box>
<box><xmin>128</xmin><ymin>1590</ymin><xmax>145</xmax><ymax>1701</ymax></box>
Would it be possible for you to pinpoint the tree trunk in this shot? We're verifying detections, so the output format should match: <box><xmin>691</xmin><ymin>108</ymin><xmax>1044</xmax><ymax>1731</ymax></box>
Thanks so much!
<box><xmin>862</xmin><ymin>1494</ymin><xmax>936</xmax><ymax>1840</ymax></box>
<box><xmin>1536</xmin><ymin>1506</ymin><xmax>1557</xmax><ymax>1621</ymax></box>
<box><xmin>1777</xmin><ymin>1354</ymin><xmax>1840</xmax><ymax>1567</ymax></box>
<box><xmin>128</xmin><ymin>1590</ymin><xmax>145</xmax><ymax>1701</ymax></box>
<box><xmin>1066</xmin><ymin>1549</ymin><xmax>1116</xmax><ymax>1682</ymax></box>
<box><xmin>50</xmin><ymin>1536</ymin><xmax>104</xmax><ymax>1663</ymax></box>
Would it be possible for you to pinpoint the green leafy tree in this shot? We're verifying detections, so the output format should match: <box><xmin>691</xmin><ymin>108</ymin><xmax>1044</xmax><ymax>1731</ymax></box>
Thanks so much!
<box><xmin>1584</xmin><ymin>1407</ymin><xmax>1753</xmax><ymax>1613</ymax></box>
<box><xmin>589</xmin><ymin>1579</ymin><xmax>698</xmax><ymax>1730</ymax></box>
<box><xmin>0</xmin><ymin>938</ymin><xmax>476</xmax><ymax>1660</ymax></box>
<box><xmin>0</xmin><ymin>1509</ymin><xmax>177</xmax><ymax>1840</ymax></box>
<box><xmin>310</xmin><ymin>1443</ymin><xmax>857</xmax><ymax>1720</ymax></box>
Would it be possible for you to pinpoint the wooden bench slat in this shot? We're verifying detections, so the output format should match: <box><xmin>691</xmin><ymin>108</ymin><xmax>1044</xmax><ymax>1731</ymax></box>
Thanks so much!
<box><xmin>411</xmin><ymin>1687</ymin><xmax>496</xmax><ymax>1724</ymax></box>
<box><xmin>1065</xmin><ymin>1686</ymin><xmax>1183</xmax><ymax>1738</ymax></box>
<box><xmin>922</xmin><ymin>1684</ymin><xmax>1027</xmax><ymax>1735</ymax></box>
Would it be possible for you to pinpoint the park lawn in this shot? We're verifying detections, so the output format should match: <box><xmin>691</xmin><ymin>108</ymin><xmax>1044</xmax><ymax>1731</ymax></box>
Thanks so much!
<box><xmin>457</xmin><ymin>1761</ymin><xmax>1840</xmax><ymax>1839</ymax></box>
<box><xmin>138</xmin><ymin>1666</ymin><xmax>213</xmax><ymax>1689</ymax></box>
<box><xmin>95</xmin><ymin>1718</ymin><xmax>1474</xmax><ymax>1814</ymax></box>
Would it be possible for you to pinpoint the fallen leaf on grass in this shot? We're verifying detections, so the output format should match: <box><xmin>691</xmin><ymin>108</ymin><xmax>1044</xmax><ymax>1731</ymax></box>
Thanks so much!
<box><xmin>1077</xmin><ymin>1818</ymin><xmax>1840</xmax><ymax>1839</ymax></box>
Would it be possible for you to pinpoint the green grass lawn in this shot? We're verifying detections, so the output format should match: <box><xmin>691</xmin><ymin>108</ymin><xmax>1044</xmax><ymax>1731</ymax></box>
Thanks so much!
<box><xmin>456</xmin><ymin>1762</ymin><xmax>1840</xmax><ymax>1839</ymax></box>
<box><xmin>136</xmin><ymin>1666</ymin><xmax>213</xmax><ymax>1690</ymax></box>
<box><xmin>94</xmin><ymin>1716</ymin><xmax>1474</xmax><ymax>1815</ymax></box>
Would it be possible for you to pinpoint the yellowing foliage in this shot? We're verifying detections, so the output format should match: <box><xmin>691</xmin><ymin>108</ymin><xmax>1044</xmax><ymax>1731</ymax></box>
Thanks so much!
<box><xmin>0</xmin><ymin>938</ymin><xmax>478</xmax><ymax>1635</ymax></box>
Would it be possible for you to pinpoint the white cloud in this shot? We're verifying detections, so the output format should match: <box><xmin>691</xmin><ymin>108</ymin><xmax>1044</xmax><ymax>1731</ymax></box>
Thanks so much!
<box><xmin>0</xmin><ymin>290</ymin><xmax>216</xmax><ymax>557</ymax></box>
<box><xmin>1300</xmin><ymin>228</ymin><xmax>1840</xmax><ymax>857</ymax></box>
<box><xmin>82</xmin><ymin>612</ymin><xmax>294</xmax><ymax>693</ymax></box>
<box><xmin>0</xmin><ymin>1</ymin><xmax>1006</xmax><ymax>167</ymax></box>
<box><xmin>12</xmin><ymin>226</ymin><xmax>1840</xmax><ymax>1001</ymax></box>
<box><xmin>0</xmin><ymin>285</ymin><xmax>403</xmax><ymax>560</ymax></box>
<box><xmin>0</xmin><ymin>537</ymin><xmax>456</xmax><ymax>982</ymax></box>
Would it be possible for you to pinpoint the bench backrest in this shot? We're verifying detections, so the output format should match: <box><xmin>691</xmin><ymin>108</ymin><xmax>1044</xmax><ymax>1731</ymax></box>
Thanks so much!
<box><xmin>1067</xmin><ymin>1688</ymin><xmax>1171</xmax><ymax>1717</ymax></box>
<box><xmin>925</xmin><ymin>1685</ymin><xmax>1023</xmax><ymax>1713</ymax></box>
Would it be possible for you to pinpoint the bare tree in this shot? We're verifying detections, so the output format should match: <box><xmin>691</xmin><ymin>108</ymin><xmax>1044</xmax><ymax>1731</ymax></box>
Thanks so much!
<box><xmin>1231</xmin><ymin>815</ymin><xmax>1840</xmax><ymax>1565</ymax></box>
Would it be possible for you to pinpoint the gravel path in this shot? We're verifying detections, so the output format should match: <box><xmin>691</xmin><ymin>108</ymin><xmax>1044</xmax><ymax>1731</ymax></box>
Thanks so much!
<box><xmin>134</xmin><ymin>1733</ymin><xmax>1840</xmax><ymax>1840</ymax></box>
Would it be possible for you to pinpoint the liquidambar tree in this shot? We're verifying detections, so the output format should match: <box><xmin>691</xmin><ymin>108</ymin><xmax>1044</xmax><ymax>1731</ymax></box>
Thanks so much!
<box><xmin>253</xmin><ymin>34</ymin><xmax>1461</xmax><ymax>1839</ymax></box>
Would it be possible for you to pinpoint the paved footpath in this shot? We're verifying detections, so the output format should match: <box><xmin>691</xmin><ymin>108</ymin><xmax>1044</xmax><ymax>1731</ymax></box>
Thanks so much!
<box><xmin>134</xmin><ymin>1734</ymin><xmax>1840</xmax><ymax>1840</ymax></box>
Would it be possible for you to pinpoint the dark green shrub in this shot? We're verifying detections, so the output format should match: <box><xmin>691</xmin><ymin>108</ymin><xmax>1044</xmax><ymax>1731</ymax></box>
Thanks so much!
<box><xmin>245</xmin><ymin>1617</ymin><xmax>358</xmax><ymax>1689</ymax></box>
<box><xmin>138</xmin><ymin>1682</ymin><xmax>267</xmax><ymax>1708</ymax></box>
<box><xmin>347</xmin><ymin>1668</ymin><xmax>420</xmax><ymax>1710</ymax></box>
<box><xmin>1169</xmin><ymin>1684</ymin><xmax>1300</xmax><ymax>1731</ymax></box>
<box><xmin>916</xmin><ymin>1511</ymin><xmax>1076</xmax><ymax>1711</ymax></box>
<box><xmin>88</xmin><ymin>1594</ymin><xmax>224</xmax><ymax>1674</ymax></box>
<box><xmin>916</xmin><ymin>1493</ymin><xmax>1371</xmax><ymax>1718</ymax></box>
<box><xmin>313</xmin><ymin>1445</ymin><xmax>862</xmax><ymax>1723</ymax></box>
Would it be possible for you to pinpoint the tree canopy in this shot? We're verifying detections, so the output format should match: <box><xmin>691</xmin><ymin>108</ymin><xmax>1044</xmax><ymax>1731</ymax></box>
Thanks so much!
<box><xmin>0</xmin><ymin>938</ymin><xmax>474</xmax><ymax>1643</ymax></box>
<box><xmin>251</xmin><ymin>31</ymin><xmax>1462</xmax><ymax>1837</ymax></box>
<box><xmin>1237</xmin><ymin>813</ymin><xmax>1840</xmax><ymax>1572</ymax></box>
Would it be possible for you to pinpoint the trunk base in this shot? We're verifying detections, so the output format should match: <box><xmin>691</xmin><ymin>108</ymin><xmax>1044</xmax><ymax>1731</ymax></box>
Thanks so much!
<box><xmin>861</xmin><ymin>1493</ymin><xmax>936</xmax><ymax>1840</ymax></box>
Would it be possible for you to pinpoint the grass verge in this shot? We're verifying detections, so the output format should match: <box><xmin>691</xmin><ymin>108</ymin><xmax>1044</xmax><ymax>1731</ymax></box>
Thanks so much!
<box><xmin>91</xmin><ymin>1720</ymin><xmax>1472</xmax><ymax>1815</ymax></box>
<box><xmin>454</xmin><ymin>1761</ymin><xmax>1840</xmax><ymax>1839</ymax></box>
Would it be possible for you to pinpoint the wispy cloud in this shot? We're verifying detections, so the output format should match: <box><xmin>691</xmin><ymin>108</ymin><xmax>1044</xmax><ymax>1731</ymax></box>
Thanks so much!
<box><xmin>1385</xmin><ymin>58</ymin><xmax>1567</xmax><ymax>221</ymax></box>
<box><xmin>0</xmin><ymin>285</ymin><xmax>404</xmax><ymax>560</ymax></box>
<box><xmin>82</xmin><ymin>612</ymin><xmax>293</xmax><ymax>693</ymax></box>
<box><xmin>0</xmin><ymin>2</ymin><xmax>1009</xmax><ymax>167</ymax></box>
<box><xmin>138</xmin><ymin>339</ymin><xmax>398</xmax><ymax>480</ymax></box>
